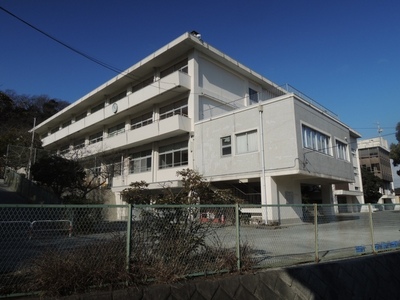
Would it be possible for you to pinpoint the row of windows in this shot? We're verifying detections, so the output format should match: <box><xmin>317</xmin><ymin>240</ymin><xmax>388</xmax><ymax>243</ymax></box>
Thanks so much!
<box><xmin>220</xmin><ymin>126</ymin><xmax>350</xmax><ymax>161</ymax></box>
<box><xmin>302</xmin><ymin>125</ymin><xmax>349</xmax><ymax>160</ymax></box>
<box><xmin>96</xmin><ymin>142</ymin><xmax>188</xmax><ymax>176</ymax></box>
<box><xmin>59</xmin><ymin>99</ymin><xmax>188</xmax><ymax>151</ymax></box>
<box><xmin>47</xmin><ymin>62</ymin><xmax>189</xmax><ymax>137</ymax></box>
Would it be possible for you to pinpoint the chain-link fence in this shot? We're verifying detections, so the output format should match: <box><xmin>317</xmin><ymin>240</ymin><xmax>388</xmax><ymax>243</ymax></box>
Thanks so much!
<box><xmin>1</xmin><ymin>203</ymin><xmax>399</xmax><ymax>297</ymax></box>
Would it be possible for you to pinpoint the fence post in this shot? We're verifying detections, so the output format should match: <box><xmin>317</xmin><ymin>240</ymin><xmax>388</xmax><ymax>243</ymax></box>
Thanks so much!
<box><xmin>126</xmin><ymin>204</ymin><xmax>132</xmax><ymax>273</ymax></box>
<box><xmin>368</xmin><ymin>203</ymin><xmax>376</xmax><ymax>254</ymax></box>
<box><xmin>235</xmin><ymin>203</ymin><xmax>241</xmax><ymax>270</ymax></box>
<box><xmin>314</xmin><ymin>203</ymin><xmax>319</xmax><ymax>262</ymax></box>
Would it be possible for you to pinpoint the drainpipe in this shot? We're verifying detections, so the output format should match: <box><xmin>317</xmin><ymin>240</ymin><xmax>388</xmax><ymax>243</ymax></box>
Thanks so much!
<box><xmin>259</xmin><ymin>104</ymin><xmax>268</xmax><ymax>224</ymax></box>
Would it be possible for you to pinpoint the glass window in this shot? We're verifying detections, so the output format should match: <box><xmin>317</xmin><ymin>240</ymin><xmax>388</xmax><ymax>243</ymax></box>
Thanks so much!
<box><xmin>91</xmin><ymin>102</ymin><xmax>104</xmax><ymax>114</ymax></box>
<box><xmin>132</xmin><ymin>76</ymin><xmax>154</xmax><ymax>93</ymax></box>
<box><xmin>159</xmin><ymin>141</ymin><xmax>188</xmax><ymax>169</ymax></box>
<box><xmin>159</xmin><ymin>99</ymin><xmax>188</xmax><ymax>120</ymax></box>
<box><xmin>109</xmin><ymin>91</ymin><xmax>126</xmax><ymax>104</ymax></box>
<box><xmin>302</xmin><ymin>125</ymin><xmax>331</xmax><ymax>155</ymax></box>
<box><xmin>160</xmin><ymin>59</ymin><xmax>188</xmax><ymax>78</ymax></box>
<box><xmin>336</xmin><ymin>140</ymin><xmax>348</xmax><ymax>160</ymax></box>
<box><xmin>129</xmin><ymin>150</ymin><xmax>152</xmax><ymax>173</ymax></box>
<box><xmin>249</xmin><ymin>88</ymin><xmax>259</xmax><ymax>105</ymax></box>
<box><xmin>75</xmin><ymin>111</ymin><xmax>87</xmax><ymax>122</ymax></box>
<box><xmin>236</xmin><ymin>130</ymin><xmax>258</xmax><ymax>154</ymax></box>
<box><xmin>108</xmin><ymin>123</ymin><xmax>125</xmax><ymax>137</ymax></box>
<box><xmin>74</xmin><ymin>138</ymin><xmax>85</xmax><ymax>149</ymax></box>
<box><xmin>221</xmin><ymin>136</ymin><xmax>232</xmax><ymax>156</ymax></box>
<box><xmin>131</xmin><ymin>112</ymin><xmax>153</xmax><ymax>130</ymax></box>
<box><xmin>89</xmin><ymin>131</ymin><xmax>103</xmax><ymax>144</ymax></box>
<box><xmin>62</xmin><ymin>119</ymin><xmax>71</xmax><ymax>128</ymax></box>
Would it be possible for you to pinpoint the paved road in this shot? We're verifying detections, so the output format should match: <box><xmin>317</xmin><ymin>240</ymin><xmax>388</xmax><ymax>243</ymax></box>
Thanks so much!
<box><xmin>0</xmin><ymin>179</ymin><xmax>29</xmax><ymax>204</ymax></box>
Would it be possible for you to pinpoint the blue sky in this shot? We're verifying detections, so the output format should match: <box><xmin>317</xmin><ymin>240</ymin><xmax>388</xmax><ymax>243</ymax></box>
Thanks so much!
<box><xmin>1</xmin><ymin>0</ymin><xmax>400</xmax><ymax>184</ymax></box>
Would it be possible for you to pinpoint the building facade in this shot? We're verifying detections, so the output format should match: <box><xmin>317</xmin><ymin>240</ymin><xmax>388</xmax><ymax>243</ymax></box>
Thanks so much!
<box><xmin>33</xmin><ymin>32</ymin><xmax>363</xmax><ymax>223</ymax></box>
<box><xmin>358</xmin><ymin>137</ymin><xmax>395</xmax><ymax>203</ymax></box>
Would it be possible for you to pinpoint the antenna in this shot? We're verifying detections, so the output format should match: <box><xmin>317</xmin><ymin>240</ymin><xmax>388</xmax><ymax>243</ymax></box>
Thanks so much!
<box><xmin>377</xmin><ymin>122</ymin><xmax>383</xmax><ymax>136</ymax></box>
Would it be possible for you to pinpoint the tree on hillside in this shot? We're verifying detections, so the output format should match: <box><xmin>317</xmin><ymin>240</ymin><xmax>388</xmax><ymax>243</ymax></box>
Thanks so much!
<box><xmin>0</xmin><ymin>90</ymin><xmax>69</xmax><ymax>172</ymax></box>
<box><xmin>361</xmin><ymin>167</ymin><xmax>382</xmax><ymax>203</ymax></box>
<box><xmin>30</xmin><ymin>155</ymin><xmax>86</xmax><ymax>199</ymax></box>
<box><xmin>390</xmin><ymin>122</ymin><xmax>400</xmax><ymax>177</ymax></box>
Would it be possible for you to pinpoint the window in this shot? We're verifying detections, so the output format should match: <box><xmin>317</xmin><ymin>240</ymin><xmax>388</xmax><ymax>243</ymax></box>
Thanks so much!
<box><xmin>108</xmin><ymin>123</ymin><xmax>125</xmax><ymax>137</ymax></box>
<box><xmin>302</xmin><ymin>125</ymin><xmax>330</xmax><ymax>155</ymax></box>
<box><xmin>91</xmin><ymin>102</ymin><xmax>104</xmax><ymax>114</ymax></box>
<box><xmin>74</xmin><ymin>138</ymin><xmax>85</xmax><ymax>149</ymax></box>
<box><xmin>236</xmin><ymin>130</ymin><xmax>258</xmax><ymax>154</ymax></box>
<box><xmin>159</xmin><ymin>141</ymin><xmax>188</xmax><ymax>169</ymax></box>
<box><xmin>160</xmin><ymin>59</ymin><xmax>188</xmax><ymax>78</ymax></box>
<box><xmin>50</xmin><ymin>126</ymin><xmax>59</xmax><ymax>134</ymax></box>
<box><xmin>60</xmin><ymin>144</ymin><xmax>69</xmax><ymax>155</ymax></box>
<box><xmin>336</xmin><ymin>140</ymin><xmax>348</xmax><ymax>160</ymax></box>
<box><xmin>89</xmin><ymin>131</ymin><xmax>103</xmax><ymax>144</ymax></box>
<box><xmin>249</xmin><ymin>88</ymin><xmax>259</xmax><ymax>105</ymax></box>
<box><xmin>159</xmin><ymin>99</ymin><xmax>188</xmax><ymax>120</ymax></box>
<box><xmin>108</xmin><ymin>159</ymin><xmax>122</xmax><ymax>177</ymax></box>
<box><xmin>129</xmin><ymin>150</ymin><xmax>152</xmax><ymax>173</ymax></box>
<box><xmin>132</xmin><ymin>76</ymin><xmax>154</xmax><ymax>93</ymax></box>
<box><xmin>109</xmin><ymin>91</ymin><xmax>126</xmax><ymax>104</ymax></box>
<box><xmin>75</xmin><ymin>111</ymin><xmax>87</xmax><ymax>122</ymax></box>
<box><xmin>221</xmin><ymin>136</ymin><xmax>232</xmax><ymax>156</ymax></box>
<box><xmin>62</xmin><ymin>119</ymin><xmax>71</xmax><ymax>128</ymax></box>
<box><xmin>131</xmin><ymin>112</ymin><xmax>153</xmax><ymax>130</ymax></box>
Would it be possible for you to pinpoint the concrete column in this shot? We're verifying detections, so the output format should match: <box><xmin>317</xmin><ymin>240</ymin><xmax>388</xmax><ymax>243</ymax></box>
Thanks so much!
<box><xmin>261</xmin><ymin>175</ymin><xmax>280</xmax><ymax>224</ymax></box>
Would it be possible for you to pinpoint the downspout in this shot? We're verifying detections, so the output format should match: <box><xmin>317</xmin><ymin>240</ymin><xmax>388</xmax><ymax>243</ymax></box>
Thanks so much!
<box><xmin>259</xmin><ymin>104</ymin><xmax>268</xmax><ymax>224</ymax></box>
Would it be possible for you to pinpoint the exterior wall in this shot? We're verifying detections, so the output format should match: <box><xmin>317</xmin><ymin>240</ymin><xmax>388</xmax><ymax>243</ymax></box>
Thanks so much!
<box><xmin>32</xmin><ymin>32</ymin><xmax>362</xmax><ymax>224</ymax></box>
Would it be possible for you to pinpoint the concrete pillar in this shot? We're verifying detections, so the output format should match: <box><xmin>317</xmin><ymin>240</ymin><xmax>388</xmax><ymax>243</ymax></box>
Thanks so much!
<box><xmin>261</xmin><ymin>175</ymin><xmax>280</xmax><ymax>224</ymax></box>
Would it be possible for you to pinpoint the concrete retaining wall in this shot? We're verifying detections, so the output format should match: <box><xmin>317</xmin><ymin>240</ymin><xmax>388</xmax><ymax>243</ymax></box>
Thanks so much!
<box><xmin>54</xmin><ymin>251</ymin><xmax>400</xmax><ymax>299</ymax></box>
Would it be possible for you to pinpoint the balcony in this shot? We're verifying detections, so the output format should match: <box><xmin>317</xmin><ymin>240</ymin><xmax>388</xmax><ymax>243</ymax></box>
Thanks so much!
<box><xmin>41</xmin><ymin>71</ymin><xmax>191</xmax><ymax>148</ymax></box>
<box><xmin>102</xmin><ymin>114</ymin><xmax>191</xmax><ymax>152</ymax></box>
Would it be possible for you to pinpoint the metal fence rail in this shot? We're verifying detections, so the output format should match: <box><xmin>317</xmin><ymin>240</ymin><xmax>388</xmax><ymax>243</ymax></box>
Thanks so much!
<box><xmin>1</xmin><ymin>203</ymin><xmax>399</xmax><ymax>297</ymax></box>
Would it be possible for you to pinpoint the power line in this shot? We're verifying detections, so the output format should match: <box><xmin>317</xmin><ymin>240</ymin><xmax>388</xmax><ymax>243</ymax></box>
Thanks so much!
<box><xmin>0</xmin><ymin>6</ymin><xmax>134</xmax><ymax>78</ymax></box>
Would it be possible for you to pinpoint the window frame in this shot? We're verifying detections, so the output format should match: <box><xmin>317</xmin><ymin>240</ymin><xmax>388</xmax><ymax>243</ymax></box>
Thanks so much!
<box><xmin>108</xmin><ymin>122</ymin><xmax>125</xmax><ymax>137</ymax></box>
<box><xmin>302</xmin><ymin>125</ymin><xmax>331</xmax><ymax>155</ymax></box>
<box><xmin>129</xmin><ymin>150</ymin><xmax>152</xmax><ymax>174</ymax></box>
<box><xmin>236</xmin><ymin>130</ymin><xmax>258</xmax><ymax>154</ymax></box>
<box><xmin>159</xmin><ymin>141</ymin><xmax>188</xmax><ymax>169</ymax></box>
<box><xmin>221</xmin><ymin>136</ymin><xmax>232</xmax><ymax>156</ymax></box>
<box><xmin>336</xmin><ymin>140</ymin><xmax>348</xmax><ymax>161</ymax></box>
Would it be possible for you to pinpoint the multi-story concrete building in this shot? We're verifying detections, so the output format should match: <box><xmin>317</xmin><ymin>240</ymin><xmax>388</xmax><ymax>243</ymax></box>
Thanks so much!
<box><xmin>33</xmin><ymin>32</ymin><xmax>363</xmax><ymax>223</ymax></box>
<box><xmin>358</xmin><ymin>137</ymin><xmax>395</xmax><ymax>203</ymax></box>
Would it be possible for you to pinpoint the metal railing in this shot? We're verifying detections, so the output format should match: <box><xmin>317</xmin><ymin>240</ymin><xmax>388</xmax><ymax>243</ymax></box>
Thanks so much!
<box><xmin>0</xmin><ymin>203</ymin><xmax>399</xmax><ymax>297</ymax></box>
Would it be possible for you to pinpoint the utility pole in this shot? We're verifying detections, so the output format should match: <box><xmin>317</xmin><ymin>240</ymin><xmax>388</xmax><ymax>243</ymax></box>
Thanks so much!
<box><xmin>27</xmin><ymin>117</ymin><xmax>36</xmax><ymax>180</ymax></box>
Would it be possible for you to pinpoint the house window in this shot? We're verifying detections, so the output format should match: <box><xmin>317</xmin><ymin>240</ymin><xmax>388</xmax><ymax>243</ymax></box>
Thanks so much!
<box><xmin>89</xmin><ymin>131</ymin><xmax>103</xmax><ymax>144</ymax></box>
<box><xmin>236</xmin><ymin>130</ymin><xmax>258</xmax><ymax>154</ymax></box>
<box><xmin>131</xmin><ymin>112</ymin><xmax>153</xmax><ymax>130</ymax></box>
<box><xmin>129</xmin><ymin>150</ymin><xmax>152</xmax><ymax>173</ymax></box>
<box><xmin>302</xmin><ymin>125</ymin><xmax>330</xmax><ymax>155</ymax></box>
<box><xmin>249</xmin><ymin>88</ymin><xmax>259</xmax><ymax>105</ymax></box>
<box><xmin>221</xmin><ymin>136</ymin><xmax>232</xmax><ymax>156</ymax></box>
<box><xmin>108</xmin><ymin>123</ymin><xmax>125</xmax><ymax>137</ymax></box>
<box><xmin>159</xmin><ymin>141</ymin><xmax>188</xmax><ymax>169</ymax></box>
<box><xmin>50</xmin><ymin>126</ymin><xmax>59</xmax><ymax>134</ymax></box>
<box><xmin>91</xmin><ymin>102</ymin><xmax>104</xmax><ymax>114</ymax></box>
<box><xmin>159</xmin><ymin>99</ymin><xmax>188</xmax><ymax>120</ymax></box>
<box><xmin>336</xmin><ymin>140</ymin><xmax>348</xmax><ymax>160</ymax></box>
